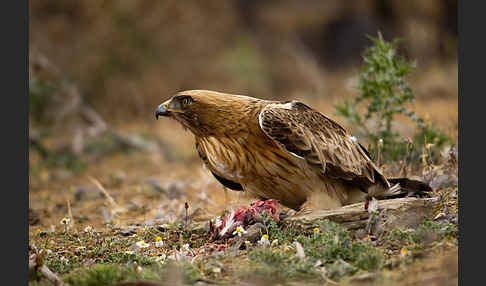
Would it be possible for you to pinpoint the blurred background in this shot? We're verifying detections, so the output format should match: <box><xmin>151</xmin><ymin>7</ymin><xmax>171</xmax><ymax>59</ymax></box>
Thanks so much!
<box><xmin>29</xmin><ymin>0</ymin><xmax>457</xmax><ymax>228</ymax></box>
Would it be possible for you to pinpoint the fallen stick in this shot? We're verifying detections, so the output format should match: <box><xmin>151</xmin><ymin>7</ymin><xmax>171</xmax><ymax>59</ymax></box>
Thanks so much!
<box><xmin>283</xmin><ymin>197</ymin><xmax>440</xmax><ymax>232</ymax></box>
<box><xmin>88</xmin><ymin>177</ymin><xmax>118</xmax><ymax>208</ymax></box>
<box><xmin>66</xmin><ymin>199</ymin><xmax>74</xmax><ymax>227</ymax></box>
<box><xmin>29</xmin><ymin>245</ymin><xmax>65</xmax><ymax>286</ymax></box>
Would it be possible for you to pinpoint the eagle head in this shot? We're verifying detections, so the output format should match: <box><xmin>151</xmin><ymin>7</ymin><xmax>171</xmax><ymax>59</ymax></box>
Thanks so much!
<box><xmin>156</xmin><ymin>90</ymin><xmax>263</xmax><ymax>136</ymax></box>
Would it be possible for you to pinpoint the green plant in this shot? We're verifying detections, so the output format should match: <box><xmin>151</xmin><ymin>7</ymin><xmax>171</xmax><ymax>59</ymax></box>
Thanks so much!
<box><xmin>387</xmin><ymin>220</ymin><xmax>457</xmax><ymax>248</ymax></box>
<box><xmin>264</xmin><ymin>215</ymin><xmax>299</xmax><ymax>243</ymax></box>
<box><xmin>246</xmin><ymin>248</ymin><xmax>322</xmax><ymax>283</ymax></box>
<box><xmin>295</xmin><ymin>221</ymin><xmax>383</xmax><ymax>273</ymax></box>
<box><xmin>64</xmin><ymin>264</ymin><xmax>165</xmax><ymax>286</ymax></box>
<box><xmin>335</xmin><ymin>32</ymin><xmax>451</xmax><ymax>164</ymax></box>
<box><xmin>244</xmin><ymin>220</ymin><xmax>383</xmax><ymax>283</ymax></box>
<box><xmin>29</xmin><ymin>76</ymin><xmax>57</xmax><ymax>123</ymax></box>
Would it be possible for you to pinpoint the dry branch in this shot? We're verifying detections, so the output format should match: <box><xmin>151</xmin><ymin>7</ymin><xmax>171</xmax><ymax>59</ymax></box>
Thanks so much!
<box><xmin>283</xmin><ymin>197</ymin><xmax>439</xmax><ymax>232</ymax></box>
<box><xmin>30</xmin><ymin>50</ymin><xmax>167</xmax><ymax>156</ymax></box>
<box><xmin>88</xmin><ymin>177</ymin><xmax>118</xmax><ymax>208</ymax></box>
<box><xmin>29</xmin><ymin>245</ymin><xmax>66</xmax><ymax>286</ymax></box>
<box><xmin>66</xmin><ymin>199</ymin><xmax>74</xmax><ymax>227</ymax></box>
<box><xmin>88</xmin><ymin>176</ymin><xmax>126</xmax><ymax>225</ymax></box>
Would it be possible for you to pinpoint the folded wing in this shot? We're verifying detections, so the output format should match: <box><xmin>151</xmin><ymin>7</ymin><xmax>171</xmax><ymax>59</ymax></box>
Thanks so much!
<box><xmin>258</xmin><ymin>101</ymin><xmax>388</xmax><ymax>188</ymax></box>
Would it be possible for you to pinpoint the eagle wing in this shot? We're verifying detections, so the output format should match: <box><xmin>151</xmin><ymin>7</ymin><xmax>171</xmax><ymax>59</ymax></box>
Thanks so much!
<box><xmin>259</xmin><ymin>101</ymin><xmax>386</xmax><ymax>186</ymax></box>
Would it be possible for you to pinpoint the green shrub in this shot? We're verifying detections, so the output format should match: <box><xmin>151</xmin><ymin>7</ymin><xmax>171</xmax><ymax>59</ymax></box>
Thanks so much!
<box><xmin>246</xmin><ymin>249</ymin><xmax>321</xmax><ymax>283</ymax></box>
<box><xmin>335</xmin><ymin>32</ymin><xmax>452</xmax><ymax>164</ymax></box>
<box><xmin>387</xmin><ymin>220</ymin><xmax>458</xmax><ymax>247</ymax></box>
<box><xmin>64</xmin><ymin>263</ymin><xmax>169</xmax><ymax>286</ymax></box>
<box><xmin>246</xmin><ymin>220</ymin><xmax>383</xmax><ymax>282</ymax></box>
<box><xmin>295</xmin><ymin>220</ymin><xmax>383</xmax><ymax>273</ymax></box>
<box><xmin>29</xmin><ymin>76</ymin><xmax>57</xmax><ymax>123</ymax></box>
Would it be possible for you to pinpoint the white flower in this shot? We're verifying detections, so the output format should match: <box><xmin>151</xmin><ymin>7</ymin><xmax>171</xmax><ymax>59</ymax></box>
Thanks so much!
<box><xmin>60</xmin><ymin>256</ymin><xmax>69</xmax><ymax>263</ymax></box>
<box><xmin>60</xmin><ymin>217</ymin><xmax>71</xmax><ymax>225</ymax></box>
<box><xmin>400</xmin><ymin>248</ymin><xmax>410</xmax><ymax>257</ymax></box>
<box><xmin>212</xmin><ymin>267</ymin><xmax>221</xmax><ymax>273</ymax></box>
<box><xmin>136</xmin><ymin>240</ymin><xmax>150</xmax><ymax>248</ymax></box>
<box><xmin>257</xmin><ymin>234</ymin><xmax>270</xmax><ymax>247</ymax></box>
<box><xmin>84</xmin><ymin>226</ymin><xmax>93</xmax><ymax>233</ymax></box>
<box><xmin>155</xmin><ymin>236</ymin><xmax>164</xmax><ymax>247</ymax></box>
<box><xmin>271</xmin><ymin>239</ymin><xmax>279</xmax><ymax>247</ymax></box>
<box><xmin>349</xmin><ymin>136</ymin><xmax>357</xmax><ymax>142</ymax></box>
<box><xmin>155</xmin><ymin>254</ymin><xmax>167</xmax><ymax>263</ymax></box>
<box><xmin>136</xmin><ymin>266</ymin><xmax>143</xmax><ymax>272</ymax></box>
<box><xmin>232</xmin><ymin>226</ymin><xmax>248</xmax><ymax>237</ymax></box>
<box><xmin>181</xmin><ymin>243</ymin><xmax>190</xmax><ymax>252</ymax></box>
<box><xmin>124</xmin><ymin>250</ymin><xmax>134</xmax><ymax>255</ymax></box>
<box><xmin>168</xmin><ymin>251</ymin><xmax>190</xmax><ymax>262</ymax></box>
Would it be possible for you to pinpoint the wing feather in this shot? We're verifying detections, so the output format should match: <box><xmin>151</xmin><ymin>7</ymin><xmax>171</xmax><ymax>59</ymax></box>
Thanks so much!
<box><xmin>259</xmin><ymin>101</ymin><xmax>385</xmax><ymax>186</ymax></box>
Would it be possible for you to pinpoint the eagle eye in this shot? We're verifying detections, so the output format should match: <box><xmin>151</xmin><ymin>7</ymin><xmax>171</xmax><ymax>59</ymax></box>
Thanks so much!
<box><xmin>180</xmin><ymin>96</ymin><xmax>193</xmax><ymax>107</ymax></box>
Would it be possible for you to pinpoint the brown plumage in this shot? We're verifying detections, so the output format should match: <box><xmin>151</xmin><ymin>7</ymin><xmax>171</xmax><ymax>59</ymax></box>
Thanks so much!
<box><xmin>156</xmin><ymin>90</ymin><xmax>431</xmax><ymax>211</ymax></box>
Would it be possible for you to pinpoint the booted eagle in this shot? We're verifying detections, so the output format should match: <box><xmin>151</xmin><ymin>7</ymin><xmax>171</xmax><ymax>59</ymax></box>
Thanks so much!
<box><xmin>156</xmin><ymin>90</ymin><xmax>431</xmax><ymax>211</ymax></box>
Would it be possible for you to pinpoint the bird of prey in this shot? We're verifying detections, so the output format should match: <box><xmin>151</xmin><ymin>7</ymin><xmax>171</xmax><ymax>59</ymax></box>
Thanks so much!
<box><xmin>155</xmin><ymin>90</ymin><xmax>431</xmax><ymax>211</ymax></box>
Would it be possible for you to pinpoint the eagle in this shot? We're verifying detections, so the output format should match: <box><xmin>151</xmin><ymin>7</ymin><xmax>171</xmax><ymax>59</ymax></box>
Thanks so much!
<box><xmin>155</xmin><ymin>90</ymin><xmax>431</xmax><ymax>211</ymax></box>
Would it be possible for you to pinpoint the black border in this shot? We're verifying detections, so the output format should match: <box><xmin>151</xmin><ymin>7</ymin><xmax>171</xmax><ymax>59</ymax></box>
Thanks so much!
<box><xmin>459</xmin><ymin>1</ymin><xmax>482</xmax><ymax>285</ymax></box>
<box><xmin>2</xmin><ymin>0</ymin><xmax>28</xmax><ymax>284</ymax></box>
<box><xmin>457</xmin><ymin>0</ymin><xmax>462</xmax><ymax>284</ymax></box>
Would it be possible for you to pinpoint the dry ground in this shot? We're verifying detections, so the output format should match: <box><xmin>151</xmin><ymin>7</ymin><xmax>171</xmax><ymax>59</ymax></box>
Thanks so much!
<box><xmin>29</xmin><ymin>66</ymin><xmax>458</xmax><ymax>286</ymax></box>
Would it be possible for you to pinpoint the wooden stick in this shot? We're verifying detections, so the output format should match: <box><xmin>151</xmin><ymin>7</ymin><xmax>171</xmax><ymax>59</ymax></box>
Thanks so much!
<box><xmin>88</xmin><ymin>177</ymin><xmax>118</xmax><ymax>208</ymax></box>
<box><xmin>29</xmin><ymin>245</ymin><xmax>66</xmax><ymax>286</ymax></box>
<box><xmin>283</xmin><ymin>197</ymin><xmax>439</xmax><ymax>231</ymax></box>
<box><xmin>66</xmin><ymin>199</ymin><xmax>74</xmax><ymax>227</ymax></box>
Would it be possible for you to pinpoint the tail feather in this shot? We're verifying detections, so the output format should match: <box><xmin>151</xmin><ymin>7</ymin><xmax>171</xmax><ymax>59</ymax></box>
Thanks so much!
<box><xmin>364</xmin><ymin>178</ymin><xmax>432</xmax><ymax>211</ymax></box>
<box><xmin>380</xmin><ymin>183</ymin><xmax>402</xmax><ymax>197</ymax></box>
<box><xmin>387</xmin><ymin>177</ymin><xmax>433</xmax><ymax>198</ymax></box>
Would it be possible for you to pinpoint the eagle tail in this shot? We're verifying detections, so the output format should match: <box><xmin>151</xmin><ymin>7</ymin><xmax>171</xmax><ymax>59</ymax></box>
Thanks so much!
<box><xmin>385</xmin><ymin>177</ymin><xmax>433</xmax><ymax>198</ymax></box>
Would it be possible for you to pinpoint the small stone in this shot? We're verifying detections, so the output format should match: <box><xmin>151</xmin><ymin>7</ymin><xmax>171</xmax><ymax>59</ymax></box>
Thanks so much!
<box><xmin>74</xmin><ymin>186</ymin><xmax>102</xmax><ymax>201</ymax></box>
<box><xmin>117</xmin><ymin>227</ymin><xmax>137</xmax><ymax>237</ymax></box>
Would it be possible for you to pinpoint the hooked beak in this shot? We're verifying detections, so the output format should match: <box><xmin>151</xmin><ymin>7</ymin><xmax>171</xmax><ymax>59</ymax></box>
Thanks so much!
<box><xmin>156</xmin><ymin>98</ymin><xmax>174</xmax><ymax>119</ymax></box>
<box><xmin>155</xmin><ymin>103</ymin><xmax>169</xmax><ymax>119</ymax></box>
